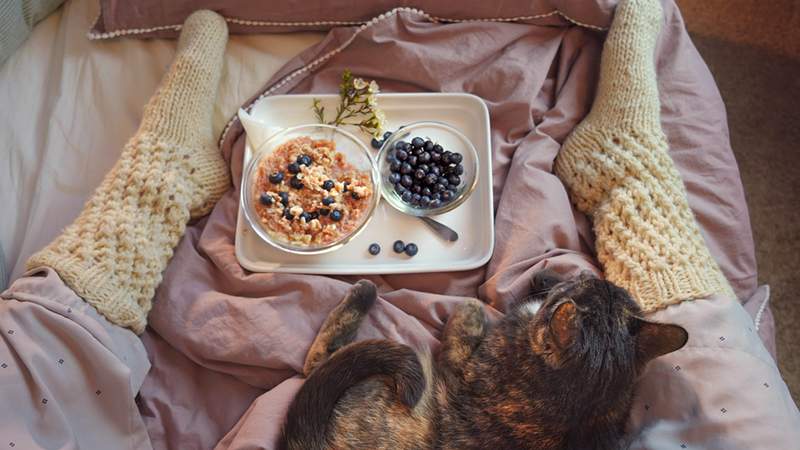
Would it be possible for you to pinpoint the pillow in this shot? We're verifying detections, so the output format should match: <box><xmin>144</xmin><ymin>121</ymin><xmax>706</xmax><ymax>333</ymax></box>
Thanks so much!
<box><xmin>0</xmin><ymin>0</ymin><xmax>65</xmax><ymax>65</ymax></box>
<box><xmin>89</xmin><ymin>0</ymin><xmax>617</xmax><ymax>40</ymax></box>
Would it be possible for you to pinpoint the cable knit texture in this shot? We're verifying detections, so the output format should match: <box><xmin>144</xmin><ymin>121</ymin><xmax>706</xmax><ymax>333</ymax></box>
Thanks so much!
<box><xmin>25</xmin><ymin>10</ymin><xmax>230</xmax><ymax>333</ymax></box>
<box><xmin>554</xmin><ymin>0</ymin><xmax>735</xmax><ymax>312</ymax></box>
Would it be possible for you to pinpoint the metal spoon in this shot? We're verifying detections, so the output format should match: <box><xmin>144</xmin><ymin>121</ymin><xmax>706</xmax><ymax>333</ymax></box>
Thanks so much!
<box><xmin>419</xmin><ymin>216</ymin><xmax>459</xmax><ymax>242</ymax></box>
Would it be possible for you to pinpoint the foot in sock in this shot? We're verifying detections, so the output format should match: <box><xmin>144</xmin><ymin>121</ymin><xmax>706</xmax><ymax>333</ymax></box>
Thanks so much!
<box><xmin>26</xmin><ymin>10</ymin><xmax>230</xmax><ymax>333</ymax></box>
<box><xmin>554</xmin><ymin>0</ymin><xmax>735</xmax><ymax>312</ymax></box>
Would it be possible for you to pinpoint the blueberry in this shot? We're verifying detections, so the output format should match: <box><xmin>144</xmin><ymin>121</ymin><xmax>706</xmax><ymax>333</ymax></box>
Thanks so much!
<box><xmin>433</xmin><ymin>192</ymin><xmax>442</xmax><ymax>200</ymax></box>
<box><xmin>259</xmin><ymin>193</ymin><xmax>274</xmax><ymax>205</ymax></box>
<box><xmin>449</xmin><ymin>153</ymin><xmax>463</xmax><ymax>164</ymax></box>
<box><xmin>418</xmin><ymin>164</ymin><xmax>430</xmax><ymax>174</ymax></box>
<box><xmin>299</xmin><ymin>212</ymin><xmax>311</xmax><ymax>222</ymax></box>
<box><xmin>278</xmin><ymin>192</ymin><xmax>289</xmax><ymax>206</ymax></box>
<box><xmin>411</xmin><ymin>137</ymin><xmax>424</xmax><ymax>148</ymax></box>
<box><xmin>430</xmin><ymin>199</ymin><xmax>442</xmax><ymax>209</ymax></box>
<box><xmin>396</xmin><ymin>149</ymin><xmax>408</xmax><ymax>161</ymax></box>
<box><xmin>319</xmin><ymin>208</ymin><xmax>330</xmax><ymax>216</ymax></box>
<box><xmin>308</xmin><ymin>211</ymin><xmax>319</xmax><ymax>221</ymax></box>
<box><xmin>407</xmin><ymin>155</ymin><xmax>418</xmax><ymax>166</ymax></box>
<box><xmin>395</xmin><ymin>141</ymin><xmax>409</xmax><ymax>151</ymax></box>
<box><xmin>414</xmin><ymin>168</ymin><xmax>426</xmax><ymax>180</ymax></box>
<box><xmin>430</xmin><ymin>166</ymin><xmax>441</xmax><ymax>176</ymax></box>
<box><xmin>421</xmin><ymin>187</ymin><xmax>432</xmax><ymax>197</ymax></box>
<box><xmin>290</xmin><ymin>176</ymin><xmax>304</xmax><ymax>189</ymax></box>
<box><xmin>438</xmin><ymin>176</ymin><xmax>449</xmax><ymax>187</ymax></box>
<box><xmin>434</xmin><ymin>183</ymin><xmax>446</xmax><ymax>193</ymax></box>
<box><xmin>401</xmin><ymin>190</ymin><xmax>413</xmax><ymax>203</ymax></box>
<box><xmin>432</xmin><ymin>144</ymin><xmax>443</xmax><ymax>153</ymax></box>
<box><xmin>404</xmin><ymin>243</ymin><xmax>418</xmax><ymax>257</ymax></box>
<box><xmin>388</xmin><ymin>172</ymin><xmax>401</xmax><ymax>184</ymax></box>
<box><xmin>322</xmin><ymin>196</ymin><xmax>335</xmax><ymax>206</ymax></box>
<box><xmin>431</xmin><ymin>152</ymin><xmax>442</xmax><ymax>162</ymax></box>
<box><xmin>322</xmin><ymin>180</ymin><xmax>335</xmax><ymax>190</ymax></box>
<box><xmin>401</xmin><ymin>175</ymin><xmax>414</xmax><ymax>187</ymax></box>
<box><xmin>390</xmin><ymin>160</ymin><xmax>402</xmax><ymax>172</ymax></box>
<box><xmin>268</xmin><ymin>172</ymin><xmax>284</xmax><ymax>184</ymax></box>
<box><xmin>418</xmin><ymin>152</ymin><xmax>431</xmax><ymax>164</ymax></box>
<box><xmin>330</xmin><ymin>210</ymin><xmax>343</xmax><ymax>221</ymax></box>
<box><xmin>411</xmin><ymin>193</ymin><xmax>421</xmax><ymax>205</ymax></box>
<box><xmin>420</xmin><ymin>195</ymin><xmax>431</xmax><ymax>207</ymax></box>
<box><xmin>287</xmin><ymin>162</ymin><xmax>301</xmax><ymax>174</ymax></box>
<box><xmin>454</xmin><ymin>164</ymin><xmax>464</xmax><ymax>175</ymax></box>
<box><xmin>400</xmin><ymin>163</ymin><xmax>413</xmax><ymax>174</ymax></box>
<box><xmin>411</xmin><ymin>184</ymin><xmax>422</xmax><ymax>194</ymax></box>
<box><xmin>442</xmin><ymin>151</ymin><xmax>452</xmax><ymax>163</ymax></box>
<box><xmin>393</xmin><ymin>240</ymin><xmax>406</xmax><ymax>253</ymax></box>
<box><xmin>368</xmin><ymin>243</ymin><xmax>381</xmax><ymax>255</ymax></box>
<box><xmin>423</xmin><ymin>140</ymin><xmax>434</xmax><ymax>152</ymax></box>
<box><xmin>371</xmin><ymin>137</ymin><xmax>383</xmax><ymax>149</ymax></box>
<box><xmin>283</xmin><ymin>208</ymin><xmax>295</xmax><ymax>220</ymax></box>
<box><xmin>342</xmin><ymin>182</ymin><xmax>350</xmax><ymax>192</ymax></box>
<box><xmin>394</xmin><ymin>183</ymin><xmax>406</xmax><ymax>195</ymax></box>
<box><xmin>385</xmin><ymin>150</ymin><xmax>396</xmax><ymax>162</ymax></box>
<box><xmin>383</xmin><ymin>131</ymin><xmax>393</xmax><ymax>140</ymax></box>
<box><xmin>448</xmin><ymin>175</ymin><xmax>461</xmax><ymax>186</ymax></box>
<box><xmin>351</xmin><ymin>191</ymin><xmax>360</xmax><ymax>200</ymax></box>
<box><xmin>441</xmin><ymin>190</ymin><xmax>453</xmax><ymax>202</ymax></box>
<box><xmin>425</xmin><ymin>173</ymin><xmax>438</xmax><ymax>185</ymax></box>
<box><xmin>297</xmin><ymin>155</ymin><xmax>312</xmax><ymax>166</ymax></box>
<box><xmin>412</xmin><ymin>147</ymin><xmax>424</xmax><ymax>156</ymax></box>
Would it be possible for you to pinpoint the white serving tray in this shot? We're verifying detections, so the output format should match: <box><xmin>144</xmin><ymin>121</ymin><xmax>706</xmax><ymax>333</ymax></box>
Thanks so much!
<box><xmin>234</xmin><ymin>93</ymin><xmax>494</xmax><ymax>274</ymax></box>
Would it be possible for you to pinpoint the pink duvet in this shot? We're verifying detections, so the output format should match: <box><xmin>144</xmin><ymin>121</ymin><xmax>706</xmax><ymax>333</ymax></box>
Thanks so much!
<box><xmin>134</xmin><ymin>1</ymin><xmax>797</xmax><ymax>448</ymax></box>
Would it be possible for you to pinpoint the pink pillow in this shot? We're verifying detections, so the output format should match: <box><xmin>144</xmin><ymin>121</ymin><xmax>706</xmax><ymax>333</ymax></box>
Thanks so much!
<box><xmin>89</xmin><ymin>0</ymin><xmax>618</xmax><ymax>40</ymax></box>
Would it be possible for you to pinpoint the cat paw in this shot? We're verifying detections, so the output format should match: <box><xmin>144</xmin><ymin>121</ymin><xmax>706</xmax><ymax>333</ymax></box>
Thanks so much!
<box><xmin>345</xmin><ymin>280</ymin><xmax>378</xmax><ymax>313</ymax></box>
<box><xmin>451</xmin><ymin>299</ymin><xmax>488</xmax><ymax>339</ymax></box>
<box><xmin>531</xmin><ymin>269</ymin><xmax>564</xmax><ymax>294</ymax></box>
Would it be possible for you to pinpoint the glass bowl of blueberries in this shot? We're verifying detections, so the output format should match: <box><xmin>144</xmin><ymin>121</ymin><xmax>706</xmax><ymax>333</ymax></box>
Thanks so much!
<box><xmin>377</xmin><ymin>121</ymin><xmax>478</xmax><ymax>217</ymax></box>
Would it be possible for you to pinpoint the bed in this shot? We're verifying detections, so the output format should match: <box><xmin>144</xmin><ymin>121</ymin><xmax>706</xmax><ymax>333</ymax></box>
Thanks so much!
<box><xmin>1</xmin><ymin>0</ymin><xmax>794</xmax><ymax>448</ymax></box>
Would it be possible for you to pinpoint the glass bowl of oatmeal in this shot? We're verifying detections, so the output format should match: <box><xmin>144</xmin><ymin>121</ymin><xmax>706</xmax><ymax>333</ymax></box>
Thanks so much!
<box><xmin>242</xmin><ymin>124</ymin><xmax>380</xmax><ymax>255</ymax></box>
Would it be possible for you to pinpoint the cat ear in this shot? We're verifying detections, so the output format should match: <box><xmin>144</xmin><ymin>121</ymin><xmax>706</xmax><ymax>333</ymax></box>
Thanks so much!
<box><xmin>632</xmin><ymin>319</ymin><xmax>688</xmax><ymax>363</ymax></box>
<box><xmin>549</xmin><ymin>300</ymin><xmax>578</xmax><ymax>349</ymax></box>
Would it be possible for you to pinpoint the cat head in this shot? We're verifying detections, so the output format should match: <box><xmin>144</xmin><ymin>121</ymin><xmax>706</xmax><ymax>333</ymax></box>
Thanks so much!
<box><xmin>526</xmin><ymin>270</ymin><xmax>688</xmax><ymax>378</ymax></box>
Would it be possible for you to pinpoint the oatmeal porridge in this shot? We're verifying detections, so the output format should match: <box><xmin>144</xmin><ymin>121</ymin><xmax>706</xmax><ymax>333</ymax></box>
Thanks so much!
<box><xmin>252</xmin><ymin>136</ymin><xmax>374</xmax><ymax>247</ymax></box>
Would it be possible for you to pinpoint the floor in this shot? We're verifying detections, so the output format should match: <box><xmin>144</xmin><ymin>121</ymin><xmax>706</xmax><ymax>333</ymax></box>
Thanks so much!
<box><xmin>677</xmin><ymin>0</ymin><xmax>800</xmax><ymax>403</ymax></box>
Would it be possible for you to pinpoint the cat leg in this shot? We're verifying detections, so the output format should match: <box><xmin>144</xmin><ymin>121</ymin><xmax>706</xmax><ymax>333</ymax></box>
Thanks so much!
<box><xmin>437</xmin><ymin>298</ymin><xmax>487</xmax><ymax>378</ymax></box>
<box><xmin>303</xmin><ymin>280</ymin><xmax>377</xmax><ymax>376</ymax></box>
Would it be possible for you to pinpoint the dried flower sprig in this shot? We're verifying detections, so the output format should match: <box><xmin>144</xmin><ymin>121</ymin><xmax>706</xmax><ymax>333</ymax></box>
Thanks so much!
<box><xmin>312</xmin><ymin>70</ymin><xmax>386</xmax><ymax>137</ymax></box>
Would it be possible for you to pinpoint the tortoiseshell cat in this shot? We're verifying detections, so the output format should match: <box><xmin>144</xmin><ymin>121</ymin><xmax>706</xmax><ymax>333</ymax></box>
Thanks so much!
<box><xmin>278</xmin><ymin>271</ymin><xmax>688</xmax><ymax>450</ymax></box>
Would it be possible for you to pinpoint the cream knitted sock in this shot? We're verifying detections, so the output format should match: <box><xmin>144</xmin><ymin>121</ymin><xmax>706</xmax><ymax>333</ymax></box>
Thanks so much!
<box><xmin>554</xmin><ymin>0</ymin><xmax>735</xmax><ymax>312</ymax></box>
<box><xmin>26</xmin><ymin>10</ymin><xmax>230</xmax><ymax>333</ymax></box>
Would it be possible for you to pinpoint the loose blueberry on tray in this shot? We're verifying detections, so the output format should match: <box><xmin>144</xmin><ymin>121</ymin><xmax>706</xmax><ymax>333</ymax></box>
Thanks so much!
<box><xmin>404</xmin><ymin>243</ymin><xmax>418</xmax><ymax>257</ymax></box>
<box><xmin>386</xmin><ymin>135</ymin><xmax>464</xmax><ymax>210</ymax></box>
<box><xmin>393</xmin><ymin>240</ymin><xmax>405</xmax><ymax>253</ymax></box>
<box><xmin>368</xmin><ymin>243</ymin><xmax>381</xmax><ymax>255</ymax></box>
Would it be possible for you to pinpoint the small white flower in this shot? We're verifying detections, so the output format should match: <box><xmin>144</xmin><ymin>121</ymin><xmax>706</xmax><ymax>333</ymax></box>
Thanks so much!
<box><xmin>353</xmin><ymin>78</ymin><xmax>368</xmax><ymax>90</ymax></box>
<box><xmin>368</xmin><ymin>80</ymin><xmax>379</xmax><ymax>94</ymax></box>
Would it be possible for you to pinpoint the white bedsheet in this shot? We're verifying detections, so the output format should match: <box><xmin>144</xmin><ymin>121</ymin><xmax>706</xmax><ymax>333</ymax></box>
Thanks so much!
<box><xmin>0</xmin><ymin>0</ymin><xmax>324</xmax><ymax>287</ymax></box>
